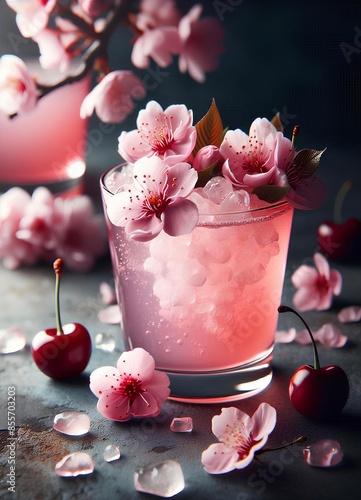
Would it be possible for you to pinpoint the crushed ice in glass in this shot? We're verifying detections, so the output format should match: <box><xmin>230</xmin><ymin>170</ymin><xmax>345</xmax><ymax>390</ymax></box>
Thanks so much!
<box><xmin>55</xmin><ymin>452</ymin><xmax>94</xmax><ymax>477</ymax></box>
<box><xmin>104</xmin><ymin>444</ymin><xmax>121</xmax><ymax>462</ymax></box>
<box><xmin>220</xmin><ymin>189</ymin><xmax>250</xmax><ymax>212</ymax></box>
<box><xmin>134</xmin><ymin>459</ymin><xmax>185</xmax><ymax>497</ymax></box>
<box><xmin>95</xmin><ymin>332</ymin><xmax>116</xmax><ymax>352</ymax></box>
<box><xmin>0</xmin><ymin>327</ymin><xmax>26</xmax><ymax>354</ymax></box>
<box><xmin>53</xmin><ymin>412</ymin><xmax>90</xmax><ymax>436</ymax></box>
<box><xmin>203</xmin><ymin>176</ymin><xmax>233</xmax><ymax>204</ymax></box>
<box><xmin>170</xmin><ymin>417</ymin><xmax>193</xmax><ymax>433</ymax></box>
<box><xmin>303</xmin><ymin>439</ymin><xmax>343</xmax><ymax>467</ymax></box>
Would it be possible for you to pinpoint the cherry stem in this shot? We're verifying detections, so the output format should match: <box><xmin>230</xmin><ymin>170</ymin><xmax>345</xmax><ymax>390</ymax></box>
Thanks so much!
<box><xmin>278</xmin><ymin>305</ymin><xmax>320</xmax><ymax>370</ymax></box>
<box><xmin>53</xmin><ymin>259</ymin><xmax>64</xmax><ymax>336</ymax></box>
<box><xmin>258</xmin><ymin>435</ymin><xmax>307</xmax><ymax>454</ymax></box>
<box><xmin>333</xmin><ymin>180</ymin><xmax>352</xmax><ymax>225</ymax></box>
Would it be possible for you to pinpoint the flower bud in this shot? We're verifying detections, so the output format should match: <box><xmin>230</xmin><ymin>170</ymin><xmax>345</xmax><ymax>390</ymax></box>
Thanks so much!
<box><xmin>193</xmin><ymin>145</ymin><xmax>223</xmax><ymax>172</ymax></box>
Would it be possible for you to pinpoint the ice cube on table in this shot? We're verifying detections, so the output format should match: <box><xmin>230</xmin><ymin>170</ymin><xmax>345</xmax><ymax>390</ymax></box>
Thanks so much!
<box><xmin>55</xmin><ymin>452</ymin><xmax>94</xmax><ymax>477</ymax></box>
<box><xmin>134</xmin><ymin>459</ymin><xmax>185</xmax><ymax>497</ymax></box>
<box><xmin>303</xmin><ymin>440</ymin><xmax>343</xmax><ymax>467</ymax></box>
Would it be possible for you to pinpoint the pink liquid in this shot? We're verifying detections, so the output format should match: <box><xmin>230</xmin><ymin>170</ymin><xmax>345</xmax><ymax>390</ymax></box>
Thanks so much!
<box><xmin>0</xmin><ymin>70</ymin><xmax>89</xmax><ymax>195</ymax></box>
<box><xmin>102</xmin><ymin>172</ymin><xmax>294</xmax><ymax>373</ymax></box>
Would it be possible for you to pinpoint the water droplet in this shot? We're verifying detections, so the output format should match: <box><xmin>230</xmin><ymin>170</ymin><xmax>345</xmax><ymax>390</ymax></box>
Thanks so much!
<box><xmin>53</xmin><ymin>412</ymin><xmax>90</xmax><ymax>436</ymax></box>
<box><xmin>176</xmin><ymin>339</ymin><xmax>183</xmax><ymax>346</ymax></box>
<box><xmin>55</xmin><ymin>452</ymin><xmax>94</xmax><ymax>477</ymax></box>
<box><xmin>103</xmin><ymin>444</ymin><xmax>121</xmax><ymax>462</ymax></box>
<box><xmin>165</xmin><ymin>349</ymin><xmax>171</xmax><ymax>354</ymax></box>
<box><xmin>0</xmin><ymin>327</ymin><xmax>26</xmax><ymax>354</ymax></box>
<box><xmin>170</xmin><ymin>417</ymin><xmax>193</xmax><ymax>433</ymax></box>
<box><xmin>134</xmin><ymin>459</ymin><xmax>185</xmax><ymax>497</ymax></box>
<box><xmin>95</xmin><ymin>333</ymin><xmax>116</xmax><ymax>352</ymax></box>
<box><xmin>165</xmin><ymin>336</ymin><xmax>170</xmax><ymax>341</ymax></box>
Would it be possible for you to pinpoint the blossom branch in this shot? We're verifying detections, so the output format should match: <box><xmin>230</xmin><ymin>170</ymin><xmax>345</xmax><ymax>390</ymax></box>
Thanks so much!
<box><xmin>37</xmin><ymin>0</ymin><xmax>135</xmax><ymax>94</ymax></box>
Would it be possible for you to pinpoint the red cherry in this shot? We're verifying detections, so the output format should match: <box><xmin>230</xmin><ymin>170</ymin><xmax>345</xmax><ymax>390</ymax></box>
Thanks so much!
<box><xmin>278</xmin><ymin>305</ymin><xmax>349</xmax><ymax>419</ymax></box>
<box><xmin>317</xmin><ymin>181</ymin><xmax>361</xmax><ymax>262</ymax></box>
<box><xmin>31</xmin><ymin>259</ymin><xmax>91</xmax><ymax>379</ymax></box>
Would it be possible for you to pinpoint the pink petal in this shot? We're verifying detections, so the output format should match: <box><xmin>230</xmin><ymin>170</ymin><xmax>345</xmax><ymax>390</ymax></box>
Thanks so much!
<box><xmin>99</xmin><ymin>282</ymin><xmax>117</xmax><ymax>305</ymax></box>
<box><xmin>338</xmin><ymin>306</ymin><xmax>361</xmax><ymax>323</ymax></box>
<box><xmin>116</xmin><ymin>348</ymin><xmax>155</xmax><ymax>381</ymax></box>
<box><xmin>162</xmin><ymin>198</ymin><xmax>199</xmax><ymax>237</ymax></box>
<box><xmin>165</xmin><ymin>163</ymin><xmax>198</xmax><ymax>198</ymax></box>
<box><xmin>291</xmin><ymin>265</ymin><xmax>318</xmax><ymax>288</ymax></box>
<box><xmin>275</xmin><ymin>328</ymin><xmax>297</xmax><ymax>343</ymax></box>
<box><xmin>126</xmin><ymin>215</ymin><xmax>164</xmax><ymax>242</ymax></box>
<box><xmin>251</xmin><ymin>403</ymin><xmax>277</xmax><ymax>442</ymax></box>
<box><xmin>292</xmin><ymin>287</ymin><xmax>322</xmax><ymax>312</ymax></box>
<box><xmin>201</xmin><ymin>443</ymin><xmax>239</xmax><ymax>474</ymax></box>
<box><xmin>313</xmin><ymin>253</ymin><xmax>330</xmax><ymax>280</ymax></box>
<box><xmin>211</xmin><ymin>407</ymin><xmax>252</xmax><ymax>445</ymax></box>
<box><xmin>131</xmin><ymin>391</ymin><xmax>160</xmax><ymax>418</ymax></box>
<box><xmin>97</xmin><ymin>393</ymin><xmax>131</xmax><ymax>421</ymax></box>
<box><xmin>146</xmin><ymin>370</ymin><xmax>171</xmax><ymax>404</ymax></box>
<box><xmin>329</xmin><ymin>269</ymin><xmax>342</xmax><ymax>296</ymax></box>
<box><xmin>89</xmin><ymin>366</ymin><xmax>121</xmax><ymax>398</ymax></box>
<box><xmin>97</xmin><ymin>305</ymin><xmax>122</xmax><ymax>324</ymax></box>
<box><xmin>243</xmin><ymin>167</ymin><xmax>277</xmax><ymax>188</ymax></box>
<box><xmin>294</xmin><ymin>328</ymin><xmax>313</xmax><ymax>345</ymax></box>
<box><xmin>315</xmin><ymin>324</ymin><xmax>347</xmax><ymax>348</ymax></box>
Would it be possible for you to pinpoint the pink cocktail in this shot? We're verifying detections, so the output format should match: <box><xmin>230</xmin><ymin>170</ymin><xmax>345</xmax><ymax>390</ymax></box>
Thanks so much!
<box><xmin>101</xmin><ymin>165</ymin><xmax>294</xmax><ymax>402</ymax></box>
<box><xmin>0</xmin><ymin>63</ymin><xmax>89</xmax><ymax>196</ymax></box>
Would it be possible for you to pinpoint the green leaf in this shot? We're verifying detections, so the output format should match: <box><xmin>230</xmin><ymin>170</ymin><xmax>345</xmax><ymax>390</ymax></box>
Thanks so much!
<box><xmin>193</xmin><ymin>99</ymin><xmax>224</xmax><ymax>155</ymax></box>
<box><xmin>252</xmin><ymin>185</ymin><xmax>290</xmax><ymax>204</ymax></box>
<box><xmin>292</xmin><ymin>148</ymin><xmax>327</xmax><ymax>176</ymax></box>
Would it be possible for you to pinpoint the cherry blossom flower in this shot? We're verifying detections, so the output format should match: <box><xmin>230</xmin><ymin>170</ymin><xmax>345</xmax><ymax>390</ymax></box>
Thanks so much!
<box><xmin>0</xmin><ymin>187</ymin><xmax>106</xmax><ymax>271</ymax></box>
<box><xmin>80</xmin><ymin>70</ymin><xmax>146</xmax><ymax>123</ymax></box>
<box><xmin>178</xmin><ymin>4</ymin><xmax>225</xmax><ymax>83</ymax></box>
<box><xmin>134</xmin><ymin>0</ymin><xmax>180</xmax><ymax>31</ymax></box>
<box><xmin>221</xmin><ymin>118</ymin><xmax>282</xmax><ymax>189</ymax></box>
<box><xmin>0</xmin><ymin>55</ymin><xmax>38</xmax><ymax>115</ymax></box>
<box><xmin>131</xmin><ymin>27</ymin><xmax>181</xmax><ymax>69</ymax></box>
<box><xmin>118</xmin><ymin>100</ymin><xmax>196</xmax><ymax>166</ymax></box>
<box><xmin>201</xmin><ymin>403</ymin><xmax>277</xmax><ymax>474</ymax></box>
<box><xmin>296</xmin><ymin>323</ymin><xmax>347</xmax><ymax>348</ymax></box>
<box><xmin>51</xmin><ymin>194</ymin><xmax>106</xmax><ymax>272</ymax></box>
<box><xmin>107</xmin><ymin>156</ymin><xmax>199</xmax><ymax>242</ymax></box>
<box><xmin>89</xmin><ymin>347</ymin><xmax>170</xmax><ymax>421</ymax></box>
<box><xmin>34</xmin><ymin>28</ymin><xmax>71</xmax><ymax>73</ymax></box>
<box><xmin>337</xmin><ymin>306</ymin><xmax>361</xmax><ymax>323</ymax></box>
<box><xmin>0</xmin><ymin>187</ymin><xmax>36</xmax><ymax>270</ymax></box>
<box><xmin>291</xmin><ymin>253</ymin><xmax>342</xmax><ymax>312</ymax></box>
<box><xmin>6</xmin><ymin>0</ymin><xmax>57</xmax><ymax>38</ymax></box>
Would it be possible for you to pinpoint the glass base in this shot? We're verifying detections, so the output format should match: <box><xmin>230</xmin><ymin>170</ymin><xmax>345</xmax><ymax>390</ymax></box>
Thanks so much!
<box><xmin>165</xmin><ymin>351</ymin><xmax>273</xmax><ymax>404</ymax></box>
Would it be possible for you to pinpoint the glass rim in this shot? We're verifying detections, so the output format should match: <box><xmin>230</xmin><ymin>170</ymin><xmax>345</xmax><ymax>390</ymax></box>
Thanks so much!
<box><xmin>100</xmin><ymin>163</ymin><xmax>293</xmax><ymax>218</ymax></box>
